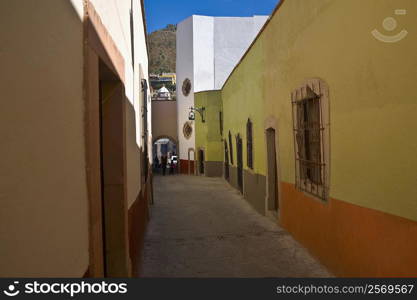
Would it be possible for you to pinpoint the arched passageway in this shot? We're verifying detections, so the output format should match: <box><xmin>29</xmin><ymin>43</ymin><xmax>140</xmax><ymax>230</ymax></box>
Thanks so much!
<box><xmin>152</xmin><ymin>136</ymin><xmax>178</xmax><ymax>176</ymax></box>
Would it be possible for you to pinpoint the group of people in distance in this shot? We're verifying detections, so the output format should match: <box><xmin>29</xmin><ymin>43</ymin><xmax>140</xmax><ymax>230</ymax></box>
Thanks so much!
<box><xmin>154</xmin><ymin>155</ymin><xmax>177</xmax><ymax>176</ymax></box>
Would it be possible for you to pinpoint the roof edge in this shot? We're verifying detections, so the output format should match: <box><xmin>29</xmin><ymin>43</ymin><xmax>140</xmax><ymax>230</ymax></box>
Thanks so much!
<box><xmin>194</xmin><ymin>89</ymin><xmax>222</xmax><ymax>95</ymax></box>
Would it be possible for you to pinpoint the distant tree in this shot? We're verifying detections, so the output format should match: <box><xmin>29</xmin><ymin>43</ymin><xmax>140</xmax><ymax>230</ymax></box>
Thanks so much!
<box><xmin>148</xmin><ymin>24</ymin><xmax>176</xmax><ymax>74</ymax></box>
<box><xmin>165</xmin><ymin>24</ymin><xmax>177</xmax><ymax>32</ymax></box>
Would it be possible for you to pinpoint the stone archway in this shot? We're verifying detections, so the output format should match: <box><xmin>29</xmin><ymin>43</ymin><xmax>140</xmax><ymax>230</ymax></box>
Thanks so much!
<box><xmin>152</xmin><ymin>135</ymin><xmax>178</xmax><ymax>145</ymax></box>
<box><xmin>152</xmin><ymin>136</ymin><xmax>178</xmax><ymax>175</ymax></box>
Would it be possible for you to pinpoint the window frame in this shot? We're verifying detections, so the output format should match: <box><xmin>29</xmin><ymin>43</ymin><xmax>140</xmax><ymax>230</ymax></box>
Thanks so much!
<box><xmin>291</xmin><ymin>79</ymin><xmax>330</xmax><ymax>202</ymax></box>
<box><xmin>246</xmin><ymin>118</ymin><xmax>254</xmax><ymax>169</ymax></box>
<box><xmin>219</xmin><ymin>111</ymin><xmax>223</xmax><ymax>136</ymax></box>
<box><xmin>228</xmin><ymin>131</ymin><xmax>234</xmax><ymax>165</ymax></box>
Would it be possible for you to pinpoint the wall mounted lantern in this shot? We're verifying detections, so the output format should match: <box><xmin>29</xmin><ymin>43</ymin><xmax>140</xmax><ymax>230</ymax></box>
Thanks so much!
<box><xmin>189</xmin><ymin>106</ymin><xmax>205</xmax><ymax>123</ymax></box>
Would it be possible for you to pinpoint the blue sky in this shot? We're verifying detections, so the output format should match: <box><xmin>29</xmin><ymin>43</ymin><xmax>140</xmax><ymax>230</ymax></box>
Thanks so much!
<box><xmin>144</xmin><ymin>0</ymin><xmax>280</xmax><ymax>33</ymax></box>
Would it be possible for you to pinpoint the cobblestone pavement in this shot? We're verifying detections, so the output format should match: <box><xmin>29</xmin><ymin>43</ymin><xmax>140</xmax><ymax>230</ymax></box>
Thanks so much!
<box><xmin>141</xmin><ymin>175</ymin><xmax>332</xmax><ymax>277</ymax></box>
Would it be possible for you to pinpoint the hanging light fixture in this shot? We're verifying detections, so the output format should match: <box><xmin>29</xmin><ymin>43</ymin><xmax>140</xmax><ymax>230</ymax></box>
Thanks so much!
<box><xmin>189</xmin><ymin>106</ymin><xmax>205</xmax><ymax>123</ymax></box>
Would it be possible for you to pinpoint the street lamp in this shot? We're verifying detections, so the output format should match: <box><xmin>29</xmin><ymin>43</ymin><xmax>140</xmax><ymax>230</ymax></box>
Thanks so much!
<box><xmin>189</xmin><ymin>106</ymin><xmax>205</xmax><ymax>123</ymax></box>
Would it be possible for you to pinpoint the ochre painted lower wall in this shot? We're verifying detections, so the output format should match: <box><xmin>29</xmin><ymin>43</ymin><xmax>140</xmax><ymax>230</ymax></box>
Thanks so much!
<box><xmin>243</xmin><ymin>170</ymin><xmax>266</xmax><ymax>216</ymax></box>
<box><xmin>204</xmin><ymin>161</ymin><xmax>223</xmax><ymax>177</ymax></box>
<box><xmin>280</xmin><ymin>182</ymin><xmax>417</xmax><ymax>277</ymax></box>
<box><xmin>128</xmin><ymin>176</ymin><xmax>151</xmax><ymax>277</ymax></box>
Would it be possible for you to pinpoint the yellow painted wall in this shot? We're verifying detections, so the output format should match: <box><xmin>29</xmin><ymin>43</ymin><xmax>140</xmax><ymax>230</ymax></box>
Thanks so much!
<box><xmin>222</xmin><ymin>0</ymin><xmax>417</xmax><ymax>221</ymax></box>
<box><xmin>0</xmin><ymin>0</ymin><xmax>89</xmax><ymax>276</ymax></box>
<box><xmin>222</xmin><ymin>37</ymin><xmax>266</xmax><ymax>175</ymax></box>
<box><xmin>195</xmin><ymin>91</ymin><xmax>223</xmax><ymax>162</ymax></box>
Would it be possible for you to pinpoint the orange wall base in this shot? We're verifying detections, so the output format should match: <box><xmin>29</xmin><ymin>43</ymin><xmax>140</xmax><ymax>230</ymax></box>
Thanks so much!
<box><xmin>128</xmin><ymin>179</ymin><xmax>150</xmax><ymax>277</ymax></box>
<box><xmin>280</xmin><ymin>182</ymin><xmax>417</xmax><ymax>277</ymax></box>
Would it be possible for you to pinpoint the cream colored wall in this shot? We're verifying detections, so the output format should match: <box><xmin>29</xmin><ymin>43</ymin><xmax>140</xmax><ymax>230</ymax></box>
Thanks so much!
<box><xmin>133</xmin><ymin>0</ymin><xmax>151</xmax><ymax>153</ymax></box>
<box><xmin>0</xmin><ymin>0</ymin><xmax>88</xmax><ymax>276</ymax></box>
<box><xmin>91</xmin><ymin>0</ymin><xmax>150</xmax><ymax>208</ymax></box>
<box><xmin>91</xmin><ymin>0</ymin><xmax>132</xmax><ymax>70</ymax></box>
<box><xmin>134</xmin><ymin>2</ymin><xmax>153</xmax><ymax>166</ymax></box>
<box><xmin>222</xmin><ymin>0</ymin><xmax>417</xmax><ymax>221</ymax></box>
<box><xmin>70</xmin><ymin>0</ymin><xmax>84</xmax><ymax>19</ymax></box>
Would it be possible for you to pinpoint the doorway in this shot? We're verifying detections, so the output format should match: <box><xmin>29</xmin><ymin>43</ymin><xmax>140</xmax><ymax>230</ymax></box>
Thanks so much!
<box><xmin>224</xmin><ymin>141</ymin><xmax>229</xmax><ymax>180</ymax></box>
<box><xmin>198</xmin><ymin>149</ymin><xmax>205</xmax><ymax>175</ymax></box>
<box><xmin>236</xmin><ymin>135</ymin><xmax>243</xmax><ymax>193</ymax></box>
<box><xmin>152</xmin><ymin>137</ymin><xmax>178</xmax><ymax>175</ymax></box>
<box><xmin>99</xmin><ymin>60</ymin><xmax>130</xmax><ymax>277</ymax></box>
<box><xmin>266</xmin><ymin>128</ymin><xmax>279</xmax><ymax>213</ymax></box>
<box><xmin>188</xmin><ymin>148</ymin><xmax>196</xmax><ymax>175</ymax></box>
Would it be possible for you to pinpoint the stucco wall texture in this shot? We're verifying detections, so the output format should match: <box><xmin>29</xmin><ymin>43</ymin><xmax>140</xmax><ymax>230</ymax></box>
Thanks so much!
<box><xmin>0</xmin><ymin>0</ymin><xmax>88</xmax><ymax>277</ymax></box>
<box><xmin>92</xmin><ymin>0</ymin><xmax>151</xmax><ymax>209</ymax></box>
<box><xmin>222</xmin><ymin>0</ymin><xmax>417</xmax><ymax>223</ymax></box>
<box><xmin>152</xmin><ymin>101</ymin><xmax>178</xmax><ymax>143</ymax></box>
<box><xmin>0</xmin><ymin>0</ymin><xmax>150</xmax><ymax>277</ymax></box>
<box><xmin>176</xmin><ymin>16</ymin><xmax>196</xmax><ymax>161</ymax></box>
<box><xmin>195</xmin><ymin>91</ymin><xmax>223</xmax><ymax>163</ymax></box>
<box><xmin>217</xmin><ymin>0</ymin><xmax>417</xmax><ymax>276</ymax></box>
<box><xmin>176</xmin><ymin>15</ymin><xmax>268</xmax><ymax>162</ymax></box>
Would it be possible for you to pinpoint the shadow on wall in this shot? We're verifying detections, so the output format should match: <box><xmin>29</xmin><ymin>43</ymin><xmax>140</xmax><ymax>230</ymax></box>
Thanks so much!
<box><xmin>125</xmin><ymin>88</ymin><xmax>149</xmax><ymax>277</ymax></box>
<box><xmin>0</xmin><ymin>0</ymin><xmax>90</xmax><ymax>278</ymax></box>
<box><xmin>0</xmin><ymin>0</ymin><xmax>150</xmax><ymax>278</ymax></box>
<box><xmin>84</xmin><ymin>1</ymin><xmax>152</xmax><ymax>278</ymax></box>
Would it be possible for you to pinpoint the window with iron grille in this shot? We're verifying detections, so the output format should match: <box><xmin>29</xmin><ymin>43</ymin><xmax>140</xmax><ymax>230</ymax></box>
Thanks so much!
<box><xmin>246</xmin><ymin>119</ymin><xmax>253</xmax><ymax>169</ymax></box>
<box><xmin>292</xmin><ymin>79</ymin><xmax>330</xmax><ymax>201</ymax></box>
<box><xmin>219</xmin><ymin>111</ymin><xmax>223</xmax><ymax>136</ymax></box>
<box><xmin>228</xmin><ymin>131</ymin><xmax>234</xmax><ymax>165</ymax></box>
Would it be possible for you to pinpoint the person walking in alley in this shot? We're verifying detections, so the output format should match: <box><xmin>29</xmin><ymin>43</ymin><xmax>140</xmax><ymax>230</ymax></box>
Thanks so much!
<box><xmin>161</xmin><ymin>155</ymin><xmax>167</xmax><ymax>176</ymax></box>
<box><xmin>169</xmin><ymin>159</ymin><xmax>175</xmax><ymax>175</ymax></box>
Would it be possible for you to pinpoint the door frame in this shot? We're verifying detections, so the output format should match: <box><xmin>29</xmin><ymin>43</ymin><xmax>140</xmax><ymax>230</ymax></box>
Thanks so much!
<box><xmin>236</xmin><ymin>134</ymin><xmax>243</xmax><ymax>194</ymax></box>
<box><xmin>84</xmin><ymin>0</ymin><xmax>129</xmax><ymax>277</ymax></box>
<box><xmin>198</xmin><ymin>148</ymin><xmax>205</xmax><ymax>176</ymax></box>
<box><xmin>188</xmin><ymin>147</ymin><xmax>196</xmax><ymax>175</ymax></box>
<box><xmin>99</xmin><ymin>73</ymin><xmax>130</xmax><ymax>277</ymax></box>
<box><xmin>264</xmin><ymin>116</ymin><xmax>282</xmax><ymax>221</ymax></box>
<box><xmin>224</xmin><ymin>141</ymin><xmax>230</xmax><ymax>180</ymax></box>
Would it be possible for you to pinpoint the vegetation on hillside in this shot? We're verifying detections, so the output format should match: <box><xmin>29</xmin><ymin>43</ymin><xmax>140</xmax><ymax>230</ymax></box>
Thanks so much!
<box><xmin>148</xmin><ymin>24</ymin><xmax>176</xmax><ymax>74</ymax></box>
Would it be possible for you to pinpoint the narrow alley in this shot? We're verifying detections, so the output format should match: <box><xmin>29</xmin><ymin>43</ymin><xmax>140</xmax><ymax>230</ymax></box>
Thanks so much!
<box><xmin>2</xmin><ymin>0</ymin><xmax>416</xmax><ymax>286</ymax></box>
<box><xmin>142</xmin><ymin>175</ymin><xmax>331</xmax><ymax>277</ymax></box>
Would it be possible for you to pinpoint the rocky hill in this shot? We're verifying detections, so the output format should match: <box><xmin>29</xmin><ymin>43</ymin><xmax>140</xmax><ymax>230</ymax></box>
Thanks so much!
<box><xmin>148</xmin><ymin>24</ymin><xmax>176</xmax><ymax>74</ymax></box>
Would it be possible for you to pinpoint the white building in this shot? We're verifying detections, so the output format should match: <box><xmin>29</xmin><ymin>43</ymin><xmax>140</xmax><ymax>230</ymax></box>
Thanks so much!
<box><xmin>176</xmin><ymin>15</ymin><xmax>268</xmax><ymax>173</ymax></box>
<box><xmin>153</xmin><ymin>85</ymin><xmax>172</xmax><ymax>100</ymax></box>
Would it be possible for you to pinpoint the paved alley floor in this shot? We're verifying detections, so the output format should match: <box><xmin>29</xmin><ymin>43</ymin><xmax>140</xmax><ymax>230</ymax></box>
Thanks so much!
<box><xmin>141</xmin><ymin>175</ymin><xmax>332</xmax><ymax>277</ymax></box>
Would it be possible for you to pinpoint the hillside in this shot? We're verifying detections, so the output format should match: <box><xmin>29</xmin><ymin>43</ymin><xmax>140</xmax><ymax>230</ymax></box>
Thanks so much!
<box><xmin>148</xmin><ymin>24</ymin><xmax>176</xmax><ymax>74</ymax></box>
